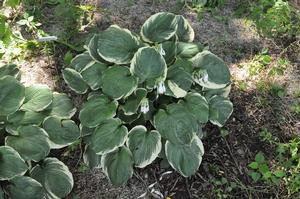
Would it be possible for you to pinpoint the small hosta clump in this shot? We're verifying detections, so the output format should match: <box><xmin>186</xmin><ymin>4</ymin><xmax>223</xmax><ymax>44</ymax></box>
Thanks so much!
<box><xmin>63</xmin><ymin>12</ymin><xmax>233</xmax><ymax>185</ymax></box>
<box><xmin>0</xmin><ymin>64</ymin><xmax>78</xmax><ymax>199</ymax></box>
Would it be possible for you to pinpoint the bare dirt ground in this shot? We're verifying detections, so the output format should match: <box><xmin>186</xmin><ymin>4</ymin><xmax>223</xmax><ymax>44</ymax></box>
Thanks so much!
<box><xmin>16</xmin><ymin>0</ymin><xmax>300</xmax><ymax>198</ymax></box>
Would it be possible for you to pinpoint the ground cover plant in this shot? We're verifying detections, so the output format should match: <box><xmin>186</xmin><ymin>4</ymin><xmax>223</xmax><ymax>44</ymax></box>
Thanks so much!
<box><xmin>62</xmin><ymin>12</ymin><xmax>233</xmax><ymax>185</ymax></box>
<box><xmin>0</xmin><ymin>63</ymin><xmax>79</xmax><ymax>199</ymax></box>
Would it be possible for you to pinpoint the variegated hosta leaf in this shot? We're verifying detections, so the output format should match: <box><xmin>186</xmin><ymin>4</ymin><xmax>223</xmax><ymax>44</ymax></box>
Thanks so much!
<box><xmin>209</xmin><ymin>96</ymin><xmax>233</xmax><ymax>127</ymax></box>
<box><xmin>5</xmin><ymin>125</ymin><xmax>50</xmax><ymax>162</ymax></box>
<box><xmin>7</xmin><ymin>110</ymin><xmax>47</xmax><ymax>126</ymax></box>
<box><xmin>127</xmin><ymin>125</ymin><xmax>162</xmax><ymax>168</ymax></box>
<box><xmin>90</xmin><ymin>118</ymin><xmax>128</xmax><ymax>155</ymax></box>
<box><xmin>101</xmin><ymin>147</ymin><xmax>134</xmax><ymax>185</ymax></box>
<box><xmin>0</xmin><ymin>146</ymin><xmax>28</xmax><ymax>180</ymax></box>
<box><xmin>0</xmin><ymin>75</ymin><xmax>25</xmax><ymax>116</ymax></box>
<box><xmin>118</xmin><ymin>109</ymin><xmax>141</xmax><ymax>124</ymax></box>
<box><xmin>192</xmin><ymin>50</ymin><xmax>231</xmax><ymax>89</ymax></box>
<box><xmin>20</xmin><ymin>84</ymin><xmax>52</xmax><ymax>112</ymax></box>
<box><xmin>0</xmin><ymin>63</ymin><xmax>20</xmax><ymax>78</ymax></box>
<box><xmin>154</xmin><ymin>103</ymin><xmax>198</xmax><ymax>145</ymax></box>
<box><xmin>79</xmin><ymin>95</ymin><xmax>118</xmax><ymax>128</ymax></box>
<box><xmin>96</xmin><ymin>25</ymin><xmax>140</xmax><ymax>64</ymax></box>
<box><xmin>122</xmin><ymin>88</ymin><xmax>147</xmax><ymax>115</ymax></box>
<box><xmin>130</xmin><ymin>47</ymin><xmax>167</xmax><ymax>84</ymax></box>
<box><xmin>88</xmin><ymin>34</ymin><xmax>106</xmax><ymax>63</ymax></box>
<box><xmin>6</xmin><ymin>176</ymin><xmax>46</xmax><ymax>199</ymax></box>
<box><xmin>204</xmin><ymin>84</ymin><xmax>231</xmax><ymax>99</ymax></box>
<box><xmin>81</xmin><ymin>62</ymin><xmax>107</xmax><ymax>90</ymax></box>
<box><xmin>175</xmin><ymin>15</ymin><xmax>194</xmax><ymax>42</ymax></box>
<box><xmin>83</xmin><ymin>145</ymin><xmax>101</xmax><ymax>169</ymax></box>
<box><xmin>43</xmin><ymin>116</ymin><xmax>80</xmax><ymax>149</ymax></box>
<box><xmin>62</xmin><ymin>68</ymin><xmax>89</xmax><ymax>94</ymax></box>
<box><xmin>70</xmin><ymin>51</ymin><xmax>94</xmax><ymax>72</ymax></box>
<box><xmin>102</xmin><ymin>65</ymin><xmax>138</xmax><ymax>100</ymax></box>
<box><xmin>30</xmin><ymin>158</ymin><xmax>74</xmax><ymax>199</ymax></box>
<box><xmin>165</xmin><ymin>135</ymin><xmax>204</xmax><ymax>177</ymax></box>
<box><xmin>179</xmin><ymin>92</ymin><xmax>209</xmax><ymax>123</ymax></box>
<box><xmin>162</xmin><ymin>41</ymin><xmax>177</xmax><ymax>65</ymax></box>
<box><xmin>48</xmin><ymin>93</ymin><xmax>76</xmax><ymax>119</ymax></box>
<box><xmin>80</xmin><ymin>124</ymin><xmax>95</xmax><ymax>137</ymax></box>
<box><xmin>177</xmin><ymin>42</ymin><xmax>203</xmax><ymax>58</ymax></box>
<box><xmin>165</xmin><ymin>59</ymin><xmax>193</xmax><ymax>98</ymax></box>
<box><xmin>141</xmin><ymin>12</ymin><xmax>178</xmax><ymax>43</ymax></box>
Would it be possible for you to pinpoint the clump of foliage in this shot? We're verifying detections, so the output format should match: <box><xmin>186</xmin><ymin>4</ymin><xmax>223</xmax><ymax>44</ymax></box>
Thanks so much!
<box><xmin>249</xmin><ymin>130</ymin><xmax>300</xmax><ymax>196</ymax></box>
<box><xmin>178</xmin><ymin>0</ymin><xmax>226</xmax><ymax>19</ymax></box>
<box><xmin>63</xmin><ymin>12</ymin><xmax>233</xmax><ymax>185</ymax></box>
<box><xmin>236</xmin><ymin>0</ymin><xmax>300</xmax><ymax>38</ymax></box>
<box><xmin>0</xmin><ymin>64</ymin><xmax>79</xmax><ymax>198</ymax></box>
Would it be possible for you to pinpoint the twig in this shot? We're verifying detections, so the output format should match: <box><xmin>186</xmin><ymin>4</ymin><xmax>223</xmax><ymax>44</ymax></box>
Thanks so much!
<box><xmin>185</xmin><ymin>178</ymin><xmax>192</xmax><ymax>199</ymax></box>
<box><xmin>223</xmin><ymin>138</ymin><xmax>244</xmax><ymax>175</ymax></box>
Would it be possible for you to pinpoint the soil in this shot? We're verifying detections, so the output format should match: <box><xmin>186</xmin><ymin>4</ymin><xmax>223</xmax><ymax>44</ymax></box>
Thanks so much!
<box><xmin>13</xmin><ymin>0</ymin><xmax>300</xmax><ymax>198</ymax></box>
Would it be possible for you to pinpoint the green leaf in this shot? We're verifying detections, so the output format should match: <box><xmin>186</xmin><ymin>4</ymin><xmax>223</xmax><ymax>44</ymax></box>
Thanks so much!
<box><xmin>5</xmin><ymin>125</ymin><xmax>50</xmax><ymax>162</ymax></box>
<box><xmin>7</xmin><ymin>110</ymin><xmax>47</xmax><ymax>126</ymax></box>
<box><xmin>130</xmin><ymin>47</ymin><xmax>167</xmax><ymax>84</ymax></box>
<box><xmin>122</xmin><ymin>88</ymin><xmax>147</xmax><ymax>115</ymax></box>
<box><xmin>204</xmin><ymin>84</ymin><xmax>231</xmax><ymax>99</ymax></box>
<box><xmin>20</xmin><ymin>85</ymin><xmax>53</xmax><ymax>112</ymax></box>
<box><xmin>3</xmin><ymin>0</ymin><xmax>21</xmax><ymax>7</ymax></box>
<box><xmin>83</xmin><ymin>145</ymin><xmax>101</xmax><ymax>169</ymax></box>
<box><xmin>209</xmin><ymin>96</ymin><xmax>233</xmax><ymax>127</ymax></box>
<box><xmin>96</xmin><ymin>25</ymin><xmax>140</xmax><ymax>64</ymax></box>
<box><xmin>62</xmin><ymin>68</ymin><xmax>89</xmax><ymax>94</ymax></box>
<box><xmin>162</xmin><ymin>41</ymin><xmax>177</xmax><ymax>65</ymax></box>
<box><xmin>87</xmin><ymin>34</ymin><xmax>106</xmax><ymax>63</ymax></box>
<box><xmin>274</xmin><ymin>170</ymin><xmax>285</xmax><ymax>178</ymax></box>
<box><xmin>154</xmin><ymin>103</ymin><xmax>198</xmax><ymax>145</ymax></box>
<box><xmin>165</xmin><ymin>60</ymin><xmax>193</xmax><ymax>98</ymax></box>
<box><xmin>6</xmin><ymin>176</ymin><xmax>46</xmax><ymax>199</ymax></box>
<box><xmin>118</xmin><ymin>109</ymin><xmax>141</xmax><ymax>124</ymax></box>
<box><xmin>102</xmin><ymin>65</ymin><xmax>138</xmax><ymax>99</ymax></box>
<box><xmin>258</xmin><ymin>163</ymin><xmax>270</xmax><ymax>175</ymax></box>
<box><xmin>0</xmin><ymin>76</ymin><xmax>25</xmax><ymax>116</ymax></box>
<box><xmin>101</xmin><ymin>147</ymin><xmax>134</xmax><ymax>185</ymax></box>
<box><xmin>90</xmin><ymin>118</ymin><xmax>128</xmax><ymax>155</ymax></box>
<box><xmin>127</xmin><ymin>125</ymin><xmax>161</xmax><ymax>168</ymax></box>
<box><xmin>0</xmin><ymin>64</ymin><xmax>20</xmax><ymax>78</ymax></box>
<box><xmin>175</xmin><ymin>15</ymin><xmax>194</xmax><ymax>42</ymax></box>
<box><xmin>192</xmin><ymin>50</ymin><xmax>231</xmax><ymax>89</ymax></box>
<box><xmin>0</xmin><ymin>146</ymin><xmax>28</xmax><ymax>180</ymax></box>
<box><xmin>165</xmin><ymin>135</ymin><xmax>204</xmax><ymax>177</ymax></box>
<box><xmin>255</xmin><ymin>152</ymin><xmax>265</xmax><ymax>164</ymax></box>
<box><xmin>81</xmin><ymin>62</ymin><xmax>107</xmax><ymax>90</ymax></box>
<box><xmin>48</xmin><ymin>93</ymin><xmax>76</xmax><ymax>119</ymax></box>
<box><xmin>70</xmin><ymin>52</ymin><xmax>94</xmax><ymax>72</ymax></box>
<box><xmin>80</xmin><ymin>125</ymin><xmax>95</xmax><ymax>137</ymax></box>
<box><xmin>166</xmin><ymin>81</ymin><xmax>187</xmax><ymax>98</ymax></box>
<box><xmin>248</xmin><ymin>162</ymin><xmax>259</xmax><ymax>169</ymax></box>
<box><xmin>177</xmin><ymin>42</ymin><xmax>203</xmax><ymax>58</ymax></box>
<box><xmin>43</xmin><ymin>116</ymin><xmax>80</xmax><ymax>149</ymax></box>
<box><xmin>180</xmin><ymin>93</ymin><xmax>209</xmax><ymax>123</ymax></box>
<box><xmin>30</xmin><ymin>158</ymin><xmax>74</xmax><ymax>199</ymax></box>
<box><xmin>250</xmin><ymin>172</ymin><xmax>261</xmax><ymax>182</ymax></box>
<box><xmin>141</xmin><ymin>12</ymin><xmax>178</xmax><ymax>43</ymax></box>
<box><xmin>79</xmin><ymin>95</ymin><xmax>118</xmax><ymax>128</ymax></box>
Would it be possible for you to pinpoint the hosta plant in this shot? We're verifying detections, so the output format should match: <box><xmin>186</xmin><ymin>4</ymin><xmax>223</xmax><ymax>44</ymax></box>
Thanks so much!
<box><xmin>0</xmin><ymin>64</ymin><xmax>79</xmax><ymax>199</ymax></box>
<box><xmin>63</xmin><ymin>12</ymin><xmax>233</xmax><ymax>185</ymax></box>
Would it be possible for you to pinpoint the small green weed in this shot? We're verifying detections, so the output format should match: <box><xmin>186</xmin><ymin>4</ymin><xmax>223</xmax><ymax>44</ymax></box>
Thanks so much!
<box><xmin>248</xmin><ymin>50</ymin><xmax>272</xmax><ymax>76</ymax></box>
<box><xmin>249</xmin><ymin>130</ymin><xmax>300</xmax><ymax>196</ymax></box>
<box><xmin>210</xmin><ymin>177</ymin><xmax>237</xmax><ymax>199</ymax></box>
